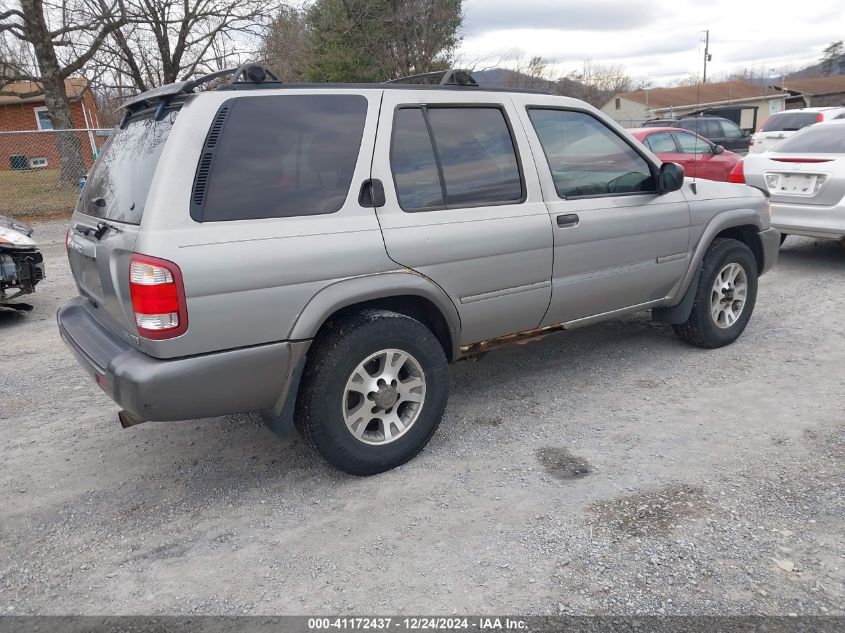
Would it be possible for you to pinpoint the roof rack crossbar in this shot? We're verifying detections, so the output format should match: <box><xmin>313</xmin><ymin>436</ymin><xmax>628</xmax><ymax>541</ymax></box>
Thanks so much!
<box><xmin>385</xmin><ymin>69</ymin><xmax>478</xmax><ymax>87</ymax></box>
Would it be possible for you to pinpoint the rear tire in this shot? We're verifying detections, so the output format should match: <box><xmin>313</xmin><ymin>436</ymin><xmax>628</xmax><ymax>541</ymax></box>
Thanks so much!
<box><xmin>295</xmin><ymin>309</ymin><xmax>449</xmax><ymax>475</ymax></box>
<box><xmin>672</xmin><ymin>238</ymin><xmax>758</xmax><ymax>349</ymax></box>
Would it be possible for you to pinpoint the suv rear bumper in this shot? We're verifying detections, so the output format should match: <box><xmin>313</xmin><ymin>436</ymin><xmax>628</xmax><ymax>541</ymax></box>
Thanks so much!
<box><xmin>58</xmin><ymin>298</ymin><xmax>307</xmax><ymax>422</ymax></box>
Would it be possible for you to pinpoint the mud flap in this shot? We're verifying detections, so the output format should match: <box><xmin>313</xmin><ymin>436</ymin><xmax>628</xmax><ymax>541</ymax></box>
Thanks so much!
<box><xmin>652</xmin><ymin>265</ymin><xmax>702</xmax><ymax>325</ymax></box>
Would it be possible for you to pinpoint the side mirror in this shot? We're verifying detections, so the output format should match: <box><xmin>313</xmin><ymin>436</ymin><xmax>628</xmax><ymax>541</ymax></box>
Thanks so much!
<box><xmin>658</xmin><ymin>162</ymin><xmax>685</xmax><ymax>194</ymax></box>
<box><xmin>713</xmin><ymin>144</ymin><xmax>725</xmax><ymax>155</ymax></box>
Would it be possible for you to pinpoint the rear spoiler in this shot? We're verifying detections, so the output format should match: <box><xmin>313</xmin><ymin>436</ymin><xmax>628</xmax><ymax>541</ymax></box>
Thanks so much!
<box><xmin>118</xmin><ymin>63</ymin><xmax>279</xmax><ymax>126</ymax></box>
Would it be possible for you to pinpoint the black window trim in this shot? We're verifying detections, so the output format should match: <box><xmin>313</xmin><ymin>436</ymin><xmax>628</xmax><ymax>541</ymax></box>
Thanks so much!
<box><xmin>389</xmin><ymin>102</ymin><xmax>528</xmax><ymax>214</ymax></box>
<box><xmin>526</xmin><ymin>105</ymin><xmax>661</xmax><ymax>201</ymax></box>
<box><xmin>191</xmin><ymin>94</ymin><xmax>368</xmax><ymax>223</ymax></box>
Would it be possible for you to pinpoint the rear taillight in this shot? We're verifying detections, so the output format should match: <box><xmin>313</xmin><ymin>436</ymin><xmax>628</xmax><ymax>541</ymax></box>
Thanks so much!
<box><xmin>728</xmin><ymin>160</ymin><xmax>745</xmax><ymax>184</ymax></box>
<box><xmin>128</xmin><ymin>253</ymin><xmax>188</xmax><ymax>340</ymax></box>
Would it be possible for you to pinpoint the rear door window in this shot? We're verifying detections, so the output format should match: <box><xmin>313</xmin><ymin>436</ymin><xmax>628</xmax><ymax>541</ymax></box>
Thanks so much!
<box><xmin>389</xmin><ymin>106</ymin><xmax>523</xmax><ymax>211</ymax></box>
<box><xmin>528</xmin><ymin>108</ymin><xmax>656</xmax><ymax>198</ymax></box>
<box><xmin>80</xmin><ymin>110</ymin><xmax>176</xmax><ymax>224</ymax></box>
<box><xmin>193</xmin><ymin>94</ymin><xmax>368</xmax><ymax>222</ymax></box>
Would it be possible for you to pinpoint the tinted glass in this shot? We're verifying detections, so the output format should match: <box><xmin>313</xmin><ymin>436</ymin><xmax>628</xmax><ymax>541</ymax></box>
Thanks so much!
<box><xmin>644</xmin><ymin>132</ymin><xmax>677</xmax><ymax>153</ymax></box>
<box><xmin>81</xmin><ymin>111</ymin><xmax>176</xmax><ymax>224</ymax></box>
<box><xmin>678</xmin><ymin>119</ymin><xmax>703</xmax><ymax>134</ymax></box>
<box><xmin>391</xmin><ymin>108</ymin><xmax>444</xmax><ymax>210</ymax></box>
<box><xmin>720</xmin><ymin>120</ymin><xmax>743</xmax><ymax>138</ymax></box>
<box><xmin>199</xmin><ymin>95</ymin><xmax>367</xmax><ymax>221</ymax></box>
<box><xmin>427</xmin><ymin>107</ymin><xmax>523</xmax><ymax>207</ymax></box>
<box><xmin>761</xmin><ymin>112</ymin><xmax>821</xmax><ymax>132</ymax></box>
<box><xmin>529</xmin><ymin>109</ymin><xmax>655</xmax><ymax>197</ymax></box>
<box><xmin>673</xmin><ymin>131</ymin><xmax>710</xmax><ymax>154</ymax></box>
<box><xmin>774</xmin><ymin>125</ymin><xmax>845</xmax><ymax>153</ymax></box>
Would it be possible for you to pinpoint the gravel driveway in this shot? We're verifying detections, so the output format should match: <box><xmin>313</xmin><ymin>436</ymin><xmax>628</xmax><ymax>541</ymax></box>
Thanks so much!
<box><xmin>1</xmin><ymin>221</ymin><xmax>843</xmax><ymax>615</ymax></box>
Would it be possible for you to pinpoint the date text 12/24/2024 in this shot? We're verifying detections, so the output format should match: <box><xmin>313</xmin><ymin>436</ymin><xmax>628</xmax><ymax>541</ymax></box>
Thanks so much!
<box><xmin>308</xmin><ymin>618</ymin><xmax>529</xmax><ymax>630</ymax></box>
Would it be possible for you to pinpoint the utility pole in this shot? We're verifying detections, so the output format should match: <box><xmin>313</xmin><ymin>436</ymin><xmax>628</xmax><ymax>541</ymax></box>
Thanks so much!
<box><xmin>703</xmin><ymin>30</ymin><xmax>712</xmax><ymax>83</ymax></box>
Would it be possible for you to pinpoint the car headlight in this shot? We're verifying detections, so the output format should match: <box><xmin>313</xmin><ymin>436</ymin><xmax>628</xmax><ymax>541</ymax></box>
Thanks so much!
<box><xmin>0</xmin><ymin>226</ymin><xmax>36</xmax><ymax>247</ymax></box>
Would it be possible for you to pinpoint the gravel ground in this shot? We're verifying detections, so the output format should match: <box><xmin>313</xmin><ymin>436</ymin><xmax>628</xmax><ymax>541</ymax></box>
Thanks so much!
<box><xmin>0</xmin><ymin>221</ymin><xmax>843</xmax><ymax>616</ymax></box>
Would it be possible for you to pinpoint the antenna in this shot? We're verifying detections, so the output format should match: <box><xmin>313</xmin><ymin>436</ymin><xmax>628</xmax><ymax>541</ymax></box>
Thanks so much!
<box><xmin>702</xmin><ymin>30</ymin><xmax>711</xmax><ymax>83</ymax></box>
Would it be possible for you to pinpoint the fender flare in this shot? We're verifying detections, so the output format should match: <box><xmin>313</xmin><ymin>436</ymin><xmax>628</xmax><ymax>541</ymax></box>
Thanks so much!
<box><xmin>287</xmin><ymin>270</ymin><xmax>462</xmax><ymax>360</ymax></box>
<box><xmin>654</xmin><ymin>208</ymin><xmax>763</xmax><ymax>324</ymax></box>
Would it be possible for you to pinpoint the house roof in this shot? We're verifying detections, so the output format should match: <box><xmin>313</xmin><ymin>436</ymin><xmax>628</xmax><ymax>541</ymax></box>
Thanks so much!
<box><xmin>776</xmin><ymin>75</ymin><xmax>845</xmax><ymax>96</ymax></box>
<box><xmin>0</xmin><ymin>78</ymin><xmax>89</xmax><ymax>105</ymax></box>
<box><xmin>614</xmin><ymin>80</ymin><xmax>787</xmax><ymax>110</ymax></box>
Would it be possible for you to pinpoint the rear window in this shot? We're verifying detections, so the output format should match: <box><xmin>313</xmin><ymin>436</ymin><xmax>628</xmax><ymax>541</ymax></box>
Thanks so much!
<box><xmin>80</xmin><ymin>111</ymin><xmax>176</xmax><ymax>224</ymax></box>
<box><xmin>774</xmin><ymin>125</ymin><xmax>845</xmax><ymax>153</ymax></box>
<box><xmin>761</xmin><ymin>112</ymin><xmax>821</xmax><ymax>132</ymax></box>
<box><xmin>194</xmin><ymin>95</ymin><xmax>367</xmax><ymax>222</ymax></box>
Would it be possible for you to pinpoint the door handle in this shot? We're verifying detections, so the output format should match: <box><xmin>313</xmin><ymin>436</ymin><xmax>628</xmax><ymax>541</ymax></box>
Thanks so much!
<box><xmin>556</xmin><ymin>213</ymin><xmax>579</xmax><ymax>228</ymax></box>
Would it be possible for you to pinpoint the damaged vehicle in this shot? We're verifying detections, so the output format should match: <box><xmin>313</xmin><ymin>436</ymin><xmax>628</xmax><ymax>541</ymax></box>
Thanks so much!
<box><xmin>0</xmin><ymin>215</ymin><xmax>45</xmax><ymax>312</ymax></box>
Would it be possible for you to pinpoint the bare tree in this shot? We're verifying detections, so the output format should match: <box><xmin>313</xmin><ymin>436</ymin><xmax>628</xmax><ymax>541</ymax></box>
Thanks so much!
<box><xmin>261</xmin><ymin>6</ymin><xmax>312</xmax><ymax>81</ymax></box>
<box><xmin>95</xmin><ymin>0</ymin><xmax>280</xmax><ymax>94</ymax></box>
<box><xmin>0</xmin><ymin>0</ymin><xmax>126</xmax><ymax>182</ymax></box>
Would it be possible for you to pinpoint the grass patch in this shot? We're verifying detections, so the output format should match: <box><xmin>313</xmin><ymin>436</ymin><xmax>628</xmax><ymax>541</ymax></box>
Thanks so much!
<box><xmin>0</xmin><ymin>170</ymin><xmax>78</xmax><ymax>219</ymax></box>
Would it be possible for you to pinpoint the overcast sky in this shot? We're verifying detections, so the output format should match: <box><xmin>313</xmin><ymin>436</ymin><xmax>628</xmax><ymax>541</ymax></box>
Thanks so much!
<box><xmin>457</xmin><ymin>0</ymin><xmax>845</xmax><ymax>85</ymax></box>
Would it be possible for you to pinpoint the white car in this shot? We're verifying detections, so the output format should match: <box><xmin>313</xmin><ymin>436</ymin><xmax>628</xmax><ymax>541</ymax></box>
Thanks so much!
<box><xmin>749</xmin><ymin>106</ymin><xmax>845</xmax><ymax>154</ymax></box>
<box><xmin>742</xmin><ymin>119</ymin><xmax>845</xmax><ymax>242</ymax></box>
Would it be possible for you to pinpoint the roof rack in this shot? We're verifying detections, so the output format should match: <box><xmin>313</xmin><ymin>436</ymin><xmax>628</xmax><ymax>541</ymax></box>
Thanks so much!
<box><xmin>119</xmin><ymin>63</ymin><xmax>280</xmax><ymax>117</ymax></box>
<box><xmin>385</xmin><ymin>69</ymin><xmax>478</xmax><ymax>87</ymax></box>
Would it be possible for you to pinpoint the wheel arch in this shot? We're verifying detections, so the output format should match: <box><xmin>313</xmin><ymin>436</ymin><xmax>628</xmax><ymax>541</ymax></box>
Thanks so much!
<box><xmin>655</xmin><ymin>209</ymin><xmax>763</xmax><ymax>324</ymax></box>
<box><xmin>288</xmin><ymin>272</ymin><xmax>462</xmax><ymax>362</ymax></box>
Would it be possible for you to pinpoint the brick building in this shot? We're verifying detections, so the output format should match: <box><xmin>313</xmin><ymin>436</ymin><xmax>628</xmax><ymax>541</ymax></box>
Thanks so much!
<box><xmin>0</xmin><ymin>78</ymin><xmax>105</xmax><ymax>172</ymax></box>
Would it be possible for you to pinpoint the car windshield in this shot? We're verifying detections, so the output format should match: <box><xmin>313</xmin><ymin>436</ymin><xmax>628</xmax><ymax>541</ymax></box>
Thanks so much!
<box><xmin>760</xmin><ymin>112</ymin><xmax>821</xmax><ymax>132</ymax></box>
<box><xmin>774</xmin><ymin>125</ymin><xmax>845</xmax><ymax>153</ymax></box>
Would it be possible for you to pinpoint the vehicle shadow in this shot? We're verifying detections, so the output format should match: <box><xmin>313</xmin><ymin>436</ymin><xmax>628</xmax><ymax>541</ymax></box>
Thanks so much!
<box><xmin>777</xmin><ymin>236</ymin><xmax>845</xmax><ymax>271</ymax></box>
<box><xmin>0</xmin><ymin>307</ymin><xmax>29</xmax><ymax>329</ymax></box>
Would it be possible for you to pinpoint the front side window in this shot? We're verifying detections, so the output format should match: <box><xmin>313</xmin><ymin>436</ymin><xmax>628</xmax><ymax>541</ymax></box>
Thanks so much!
<box><xmin>673</xmin><ymin>131</ymin><xmax>710</xmax><ymax>154</ymax></box>
<box><xmin>195</xmin><ymin>94</ymin><xmax>367</xmax><ymax>222</ymax></box>
<box><xmin>720</xmin><ymin>120</ymin><xmax>743</xmax><ymax>138</ymax></box>
<box><xmin>528</xmin><ymin>108</ymin><xmax>655</xmax><ymax>198</ymax></box>
<box><xmin>644</xmin><ymin>132</ymin><xmax>677</xmax><ymax>154</ymax></box>
<box><xmin>390</xmin><ymin>106</ymin><xmax>523</xmax><ymax>212</ymax></box>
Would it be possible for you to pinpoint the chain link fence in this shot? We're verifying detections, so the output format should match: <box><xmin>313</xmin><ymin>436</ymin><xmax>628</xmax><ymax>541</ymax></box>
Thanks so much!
<box><xmin>0</xmin><ymin>128</ymin><xmax>111</xmax><ymax>218</ymax></box>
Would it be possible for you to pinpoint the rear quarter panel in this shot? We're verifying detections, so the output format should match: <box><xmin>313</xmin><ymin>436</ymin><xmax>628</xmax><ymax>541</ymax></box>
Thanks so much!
<box><xmin>135</xmin><ymin>89</ymin><xmax>397</xmax><ymax>359</ymax></box>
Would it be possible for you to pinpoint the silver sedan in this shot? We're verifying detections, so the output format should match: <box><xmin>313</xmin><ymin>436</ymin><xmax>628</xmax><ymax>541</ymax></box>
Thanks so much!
<box><xmin>743</xmin><ymin>119</ymin><xmax>845</xmax><ymax>242</ymax></box>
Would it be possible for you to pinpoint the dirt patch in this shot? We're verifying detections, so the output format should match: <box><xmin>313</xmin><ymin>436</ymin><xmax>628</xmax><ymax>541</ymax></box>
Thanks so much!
<box><xmin>591</xmin><ymin>484</ymin><xmax>706</xmax><ymax>537</ymax></box>
<box><xmin>475</xmin><ymin>415</ymin><xmax>503</xmax><ymax>427</ymax></box>
<box><xmin>537</xmin><ymin>447</ymin><xmax>592</xmax><ymax>480</ymax></box>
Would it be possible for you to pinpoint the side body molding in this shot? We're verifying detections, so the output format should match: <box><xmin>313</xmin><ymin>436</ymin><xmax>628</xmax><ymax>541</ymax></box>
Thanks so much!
<box><xmin>287</xmin><ymin>270</ymin><xmax>463</xmax><ymax>360</ymax></box>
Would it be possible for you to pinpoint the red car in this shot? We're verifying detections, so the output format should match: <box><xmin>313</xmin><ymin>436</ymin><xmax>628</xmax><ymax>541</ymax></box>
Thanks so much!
<box><xmin>627</xmin><ymin>127</ymin><xmax>742</xmax><ymax>182</ymax></box>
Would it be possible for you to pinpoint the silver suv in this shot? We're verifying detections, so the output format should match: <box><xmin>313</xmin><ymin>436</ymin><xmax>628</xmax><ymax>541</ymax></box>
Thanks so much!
<box><xmin>59</xmin><ymin>66</ymin><xmax>780</xmax><ymax>475</ymax></box>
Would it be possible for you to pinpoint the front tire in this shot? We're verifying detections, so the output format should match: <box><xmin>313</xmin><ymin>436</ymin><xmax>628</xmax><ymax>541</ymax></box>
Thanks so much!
<box><xmin>295</xmin><ymin>309</ymin><xmax>449</xmax><ymax>475</ymax></box>
<box><xmin>673</xmin><ymin>238</ymin><xmax>758</xmax><ymax>349</ymax></box>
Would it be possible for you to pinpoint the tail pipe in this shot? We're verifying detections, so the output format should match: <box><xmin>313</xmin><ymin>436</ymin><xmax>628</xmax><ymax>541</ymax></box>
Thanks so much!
<box><xmin>118</xmin><ymin>410</ymin><xmax>146</xmax><ymax>429</ymax></box>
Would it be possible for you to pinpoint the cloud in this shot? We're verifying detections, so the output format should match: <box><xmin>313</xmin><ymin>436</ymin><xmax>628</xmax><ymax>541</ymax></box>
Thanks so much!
<box><xmin>463</xmin><ymin>0</ymin><xmax>657</xmax><ymax>34</ymax></box>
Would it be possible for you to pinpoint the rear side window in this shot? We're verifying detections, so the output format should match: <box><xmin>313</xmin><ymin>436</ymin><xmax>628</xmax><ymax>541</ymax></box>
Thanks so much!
<box><xmin>193</xmin><ymin>95</ymin><xmax>367</xmax><ymax>222</ymax></box>
<box><xmin>644</xmin><ymin>132</ymin><xmax>677</xmax><ymax>153</ymax></box>
<box><xmin>390</xmin><ymin>106</ymin><xmax>523</xmax><ymax>212</ymax></box>
<box><xmin>528</xmin><ymin>108</ymin><xmax>655</xmax><ymax>198</ymax></box>
<box><xmin>80</xmin><ymin>110</ymin><xmax>176</xmax><ymax>224</ymax></box>
<box><xmin>761</xmin><ymin>112</ymin><xmax>821</xmax><ymax>132</ymax></box>
<box><xmin>774</xmin><ymin>125</ymin><xmax>845</xmax><ymax>153</ymax></box>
